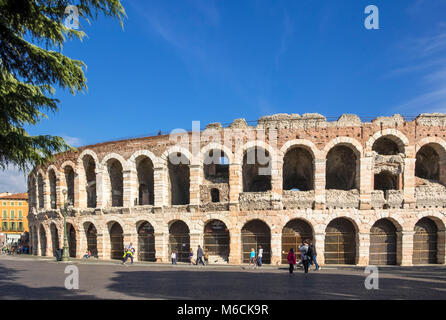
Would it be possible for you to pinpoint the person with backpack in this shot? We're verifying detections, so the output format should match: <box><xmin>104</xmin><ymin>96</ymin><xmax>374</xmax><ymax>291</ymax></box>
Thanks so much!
<box><xmin>122</xmin><ymin>246</ymin><xmax>134</xmax><ymax>265</ymax></box>
<box><xmin>298</xmin><ymin>240</ymin><xmax>310</xmax><ymax>273</ymax></box>
<box><xmin>287</xmin><ymin>248</ymin><xmax>296</xmax><ymax>276</ymax></box>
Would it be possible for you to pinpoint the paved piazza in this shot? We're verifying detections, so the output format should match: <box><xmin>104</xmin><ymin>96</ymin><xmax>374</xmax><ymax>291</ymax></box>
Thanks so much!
<box><xmin>0</xmin><ymin>255</ymin><xmax>445</xmax><ymax>300</ymax></box>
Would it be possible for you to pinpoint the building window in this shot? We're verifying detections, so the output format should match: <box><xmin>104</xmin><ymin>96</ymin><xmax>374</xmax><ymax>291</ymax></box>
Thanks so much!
<box><xmin>18</xmin><ymin>202</ymin><xmax>22</xmax><ymax>206</ymax></box>
<box><xmin>10</xmin><ymin>222</ymin><xmax>16</xmax><ymax>231</ymax></box>
<box><xmin>2</xmin><ymin>222</ymin><xmax>7</xmax><ymax>231</ymax></box>
<box><xmin>10</xmin><ymin>210</ymin><xmax>14</xmax><ymax>219</ymax></box>
<box><xmin>2</xmin><ymin>210</ymin><xmax>6</xmax><ymax>219</ymax></box>
<box><xmin>18</xmin><ymin>210</ymin><xmax>22</xmax><ymax>219</ymax></box>
<box><xmin>2</xmin><ymin>202</ymin><xmax>6</xmax><ymax>206</ymax></box>
<box><xmin>18</xmin><ymin>222</ymin><xmax>23</xmax><ymax>231</ymax></box>
<box><xmin>10</xmin><ymin>202</ymin><xmax>14</xmax><ymax>206</ymax></box>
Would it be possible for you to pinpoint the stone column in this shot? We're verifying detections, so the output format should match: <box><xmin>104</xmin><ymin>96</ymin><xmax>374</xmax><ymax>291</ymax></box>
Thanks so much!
<box><xmin>123</xmin><ymin>169</ymin><xmax>136</xmax><ymax>207</ymax></box>
<box><xmin>73</xmin><ymin>170</ymin><xmax>80</xmax><ymax>208</ymax></box>
<box><xmin>56</xmin><ymin>174</ymin><xmax>64</xmax><ymax>209</ymax></box>
<box><xmin>359</xmin><ymin>157</ymin><xmax>373</xmax><ymax>210</ymax></box>
<box><xmin>314</xmin><ymin>232</ymin><xmax>325</xmax><ymax>265</ymax></box>
<box><xmin>155</xmin><ymin>232</ymin><xmax>167</xmax><ymax>263</ymax></box>
<box><xmin>96</xmin><ymin>168</ymin><xmax>105</xmax><ymax>208</ymax></box>
<box><xmin>77</xmin><ymin>168</ymin><xmax>87</xmax><ymax>209</ymax></box>
<box><xmin>96</xmin><ymin>232</ymin><xmax>104</xmax><ymax>259</ymax></box>
<box><xmin>43</xmin><ymin>179</ymin><xmax>50</xmax><ymax>211</ymax></box>
<box><xmin>102</xmin><ymin>228</ymin><xmax>111</xmax><ymax>260</ymax></box>
<box><xmin>403</xmin><ymin>156</ymin><xmax>416</xmax><ymax>208</ymax></box>
<box><xmin>229</xmin><ymin>163</ymin><xmax>242</xmax><ymax>211</ymax></box>
<box><xmin>270</xmin><ymin>232</ymin><xmax>282</xmax><ymax>265</ymax></box>
<box><xmin>357</xmin><ymin>232</ymin><xmax>370</xmax><ymax>266</ymax></box>
<box><xmin>229</xmin><ymin>227</ymin><xmax>241</xmax><ymax>264</ymax></box>
<box><xmin>154</xmin><ymin>166</ymin><xmax>167</xmax><ymax>208</ymax></box>
<box><xmin>189</xmin><ymin>165</ymin><xmax>201</xmax><ymax>206</ymax></box>
<box><xmin>190</xmin><ymin>232</ymin><xmax>202</xmax><ymax>257</ymax></box>
<box><xmin>400</xmin><ymin>230</ymin><xmax>414</xmax><ymax>266</ymax></box>
<box><xmin>314</xmin><ymin>159</ymin><xmax>326</xmax><ymax>209</ymax></box>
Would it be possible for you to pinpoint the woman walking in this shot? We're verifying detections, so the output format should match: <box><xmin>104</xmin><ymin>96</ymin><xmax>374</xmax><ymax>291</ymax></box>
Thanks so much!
<box><xmin>249</xmin><ymin>248</ymin><xmax>256</xmax><ymax>268</ymax></box>
<box><xmin>287</xmin><ymin>248</ymin><xmax>296</xmax><ymax>276</ymax></box>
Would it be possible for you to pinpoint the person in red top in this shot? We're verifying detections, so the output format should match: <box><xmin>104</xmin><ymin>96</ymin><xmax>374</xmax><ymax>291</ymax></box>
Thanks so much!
<box><xmin>287</xmin><ymin>248</ymin><xmax>296</xmax><ymax>276</ymax></box>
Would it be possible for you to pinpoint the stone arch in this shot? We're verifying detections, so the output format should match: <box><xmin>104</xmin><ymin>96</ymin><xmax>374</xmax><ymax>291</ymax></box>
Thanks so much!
<box><xmin>28</xmin><ymin>174</ymin><xmax>38</xmax><ymax>208</ymax></box>
<box><xmin>242</xmin><ymin>146</ymin><xmax>272</xmax><ymax>192</ymax></box>
<box><xmin>280</xmin><ymin>139</ymin><xmax>321</xmax><ymax>160</ymax></box>
<box><xmin>324</xmin><ymin>217</ymin><xmax>358</xmax><ymax>265</ymax></box>
<box><xmin>241</xmin><ymin>219</ymin><xmax>271</xmax><ymax>264</ymax></box>
<box><xmin>201</xmin><ymin>143</ymin><xmax>234</xmax><ymax>165</ymax></box>
<box><xmin>168</xmin><ymin>220</ymin><xmax>191</xmax><ymax>263</ymax></box>
<box><xmin>79</xmin><ymin>151</ymin><xmax>99</xmax><ymax>208</ymax></box>
<box><xmin>415</xmin><ymin>140</ymin><xmax>446</xmax><ymax>185</ymax></box>
<box><xmin>136</xmin><ymin>220</ymin><xmax>156</xmax><ymax>262</ymax></box>
<box><xmin>37</xmin><ymin>171</ymin><xmax>45</xmax><ymax>209</ymax></box>
<box><xmin>65</xmin><ymin>221</ymin><xmax>77</xmax><ymax>258</ymax></box>
<box><xmin>103</xmin><ymin>156</ymin><xmax>125</xmax><ymax>207</ymax></box>
<box><xmin>134</xmin><ymin>155</ymin><xmax>155</xmax><ymax>206</ymax></box>
<box><xmin>366</xmin><ymin>129</ymin><xmax>409</xmax><ymax>154</ymax></box>
<box><xmin>47</xmin><ymin>166</ymin><xmax>58</xmax><ymax>209</ymax></box>
<box><xmin>203</xmin><ymin>219</ymin><xmax>230</xmax><ymax>263</ymax></box>
<box><xmin>83</xmin><ymin>221</ymin><xmax>98</xmax><ymax>258</ymax></box>
<box><xmin>282</xmin><ymin>145</ymin><xmax>315</xmax><ymax>191</ymax></box>
<box><xmin>77</xmin><ymin>149</ymin><xmax>101</xmax><ymax>170</ymax></box>
<box><xmin>234</xmin><ymin>140</ymin><xmax>279</xmax><ymax>167</ymax></box>
<box><xmin>413</xmin><ymin>216</ymin><xmax>444</xmax><ymax>265</ymax></box>
<box><xmin>164</xmin><ymin>150</ymin><xmax>190</xmax><ymax>205</ymax></box>
<box><xmin>160</xmin><ymin>146</ymin><xmax>194</xmax><ymax>165</ymax></box>
<box><xmin>61</xmin><ymin>161</ymin><xmax>76</xmax><ymax>206</ymax></box>
<box><xmin>50</xmin><ymin>222</ymin><xmax>60</xmax><ymax>256</ymax></box>
<box><xmin>369</xmin><ymin>218</ymin><xmax>399</xmax><ymax>265</ymax></box>
<box><xmin>107</xmin><ymin>221</ymin><xmax>124</xmax><ymax>260</ymax></box>
<box><xmin>281</xmin><ymin>218</ymin><xmax>314</xmax><ymax>264</ymax></box>
<box><xmin>39</xmin><ymin>224</ymin><xmax>48</xmax><ymax>256</ymax></box>
<box><xmin>324</xmin><ymin>140</ymin><xmax>361</xmax><ymax>190</ymax></box>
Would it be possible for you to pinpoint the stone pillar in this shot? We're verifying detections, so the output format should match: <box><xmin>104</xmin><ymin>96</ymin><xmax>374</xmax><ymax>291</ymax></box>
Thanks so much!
<box><xmin>400</xmin><ymin>230</ymin><xmax>414</xmax><ymax>266</ymax></box>
<box><xmin>403</xmin><ymin>157</ymin><xmax>416</xmax><ymax>208</ymax></box>
<box><xmin>229</xmin><ymin>163</ymin><xmax>242</xmax><ymax>210</ymax></box>
<box><xmin>46</xmin><ymin>226</ymin><xmax>53</xmax><ymax>257</ymax></box>
<box><xmin>35</xmin><ymin>227</ymin><xmax>41</xmax><ymax>256</ymax></box>
<box><xmin>56</xmin><ymin>174</ymin><xmax>64</xmax><ymax>208</ymax></box>
<box><xmin>102</xmin><ymin>228</ymin><xmax>111</xmax><ymax>260</ymax></box>
<box><xmin>154</xmin><ymin>166</ymin><xmax>167</xmax><ymax>208</ymax></box>
<box><xmin>314</xmin><ymin>159</ymin><xmax>326</xmax><ymax>209</ymax></box>
<box><xmin>314</xmin><ymin>232</ymin><xmax>325</xmax><ymax>265</ymax></box>
<box><xmin>229</xmin><ymin>228</ymin><xmax>242</xmax><ymax>264</ymax></box>
<box><xmin>123</xmin><ymin>169</ymin><xmax>136</xmax><ymax>207</ymax></box>
<box><xmin>270</xmin><ymin>232</ymin><xmax>282</xmax><ymax>265</ymax></box>
<box><xmin>155</xmin><ymin>232</ymin><xmax>167</xmax><ymax>263</ymax></box>
<box><xmin>96</xmin><ymin>232</ymin><xmax>104</xmax><ymax>259</ymax></box>
<box><xmin>190</xmin><ymin>232</ymin><xmax>201</xmax><ymax>256</ymax></box>
<box><xmin>357</xmin><ymin>232</ymin><xmax>370</xmax><ymax>266</ymax></box>
<box><xmin>359</xmin><ymin>157</ymin><xmax>373</xmax><ymax>210</ymax></box>
<box><xmin>74</xmin><ymin>170</ymin><xmax>80</xmax><ymax>208</ymax></box>
<box><xmin>78</xmin><ymin>224</ymin><xmax>88</xmax><ymax>258</ymax></box>
<box><xmin>189</xmin><ymin>165</ymin><xmax>201</xmax><ymax>206</ymax></box>
<box><xmin>96</xmin><ymin>168</ymin><xmax>105</xmax><ymax>208</ymax></box>
<box><xmin>43</xmin><ymin>179</ymin><xmax>50</xmax><ymax>210</ymax></box>
<box><xmin>77</xmin><ymin>168</ymin><xmax>87</xmax><ymax>209</ymax></box>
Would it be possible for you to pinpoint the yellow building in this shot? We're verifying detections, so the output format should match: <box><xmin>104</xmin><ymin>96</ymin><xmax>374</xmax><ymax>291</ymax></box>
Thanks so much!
<box><xmin>0</xmin><ymin>192</ymin><xmax>29</xmax><ymax>245</ymax></box>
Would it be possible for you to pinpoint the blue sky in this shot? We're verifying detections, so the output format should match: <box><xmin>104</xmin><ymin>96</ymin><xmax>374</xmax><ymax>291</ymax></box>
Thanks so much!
<box><xmin>2</xmin><ymin>0</ymin><xmax>446</xmax><ymax>192</ymax></box>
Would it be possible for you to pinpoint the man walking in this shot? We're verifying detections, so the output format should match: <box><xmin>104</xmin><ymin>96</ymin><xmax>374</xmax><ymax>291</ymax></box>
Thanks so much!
<box><xmin>196</xmin><ymin>245</ymin><xmax>205</xmax><ymax>266</ymax></box>
<box><xmin>308</xmin><ymin>240</ymin><xmax>320</xmax><ymax>270</ymax></box>
<box><xmin>298</xmin><ymin>240</ymin><xmax>310</xmax><ymax>274</ymax></box>
<box><xmin>257</xmin><ymin>245</ymin><xmax>263</xmax><ymax>267</ymax></box>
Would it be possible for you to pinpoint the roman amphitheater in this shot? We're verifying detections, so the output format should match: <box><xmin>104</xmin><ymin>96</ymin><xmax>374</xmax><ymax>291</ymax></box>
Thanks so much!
<box><xmin>27</xmin><ymin>113</ymin><xmax>446</xmax><ymax>266</ymax></box>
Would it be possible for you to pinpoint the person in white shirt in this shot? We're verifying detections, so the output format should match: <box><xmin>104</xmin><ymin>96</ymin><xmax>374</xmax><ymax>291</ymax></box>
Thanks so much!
<box><xmin>257</xmin><ymin>245</ymin><xmax>263</xmax><ymax>267</ymax></box>
<box><xmin>171</xmin><ymin>251</ymin><xmax>177</xmax><ymax>264</ymax></box>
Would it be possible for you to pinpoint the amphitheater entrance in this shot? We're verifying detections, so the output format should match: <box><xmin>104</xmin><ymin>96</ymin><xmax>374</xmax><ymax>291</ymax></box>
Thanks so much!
<box><xmin>67</xmin><ymin>223</ymin><xmax>77</xmax><ymax>258</ymax></box>
<box><xmin>369</xmin><ymin>219</ymin><xmax>397</xmax><ymax>265</ymax></box>
<box><xmin>281</xmin><ymin>219</ymin><xmax>313</xmax><ymax>264</ymax></box>
<box><xmin>85</xmin><ymin>223</ymin><xmax>98</xmax><ymax>257</ymax></box>
<box><xmin>413</xmin><ymin>217</ymin><xmax>438</xmax><ymax>264</ymax></box>
<box><xmin>169</xmin><ymin>221</ymin><xmax>190</xmax><ymax>263</ymax></box>
<box><xmin>50</xmin><ymin>223</ymin><xmax>59</xmax><ymax>256</ymax></box>
<box><xmin>324</xmin><ymin>218</ymin><xmax>357</xmax><ymax>265</ymax></box>
<box><xmin>241</xmin><ymin>220</ymin><xmax>271</xmax><ymax>264</ymax></box>
<box><xmin>39</xmin><ymin>225</ymin><xmax>47</xmax><ymax>256</ymax></box>
<box><xmin>109</xmin><ymin>222</ymin><xmax>124</xmax><ymax>260</ymax></box>
<box><xmin>138</xmin><ymin>222</ymin><xmax>155</xmax><ymax>262</ymax></box>
<box><xmin>203</xmin><ymin>220</ymin><xmax>230</xmax><ymax>263</ymax></box>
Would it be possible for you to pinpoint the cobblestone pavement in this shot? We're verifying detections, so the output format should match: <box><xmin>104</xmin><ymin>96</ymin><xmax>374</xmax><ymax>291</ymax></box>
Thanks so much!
<box><xmin>0</xmin><ymin>255</ymin><xmax>445</xmax><ymax>300</ymax></box>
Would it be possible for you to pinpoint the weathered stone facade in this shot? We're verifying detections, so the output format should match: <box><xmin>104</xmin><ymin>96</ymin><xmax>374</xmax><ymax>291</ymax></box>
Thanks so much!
<box><xmin>27</xmin><ymin>113</ymin><xmax>446</xmax><ymax>266</ymax></box>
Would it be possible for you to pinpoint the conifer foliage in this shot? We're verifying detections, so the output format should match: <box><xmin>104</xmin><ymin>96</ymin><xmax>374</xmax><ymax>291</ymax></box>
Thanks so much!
<box><xmin>0</xmin><ymin>0</ymin><xmax>125</xmax><ymax>171</ymax></box>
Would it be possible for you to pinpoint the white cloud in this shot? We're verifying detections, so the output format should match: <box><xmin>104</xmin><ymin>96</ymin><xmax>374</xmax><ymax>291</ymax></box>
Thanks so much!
<box><xmin>62</xmin><ymin>136</ymin><xmax>83</xmax><ymax>147</ymax></box>
<box><xmin>0</xmin><ymin>166</ymin><xmax>28</xmax><ymax>194</ymax></box>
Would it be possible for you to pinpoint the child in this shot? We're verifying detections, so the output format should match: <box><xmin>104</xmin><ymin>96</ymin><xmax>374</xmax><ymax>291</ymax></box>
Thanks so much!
<box><xmin>171</xmin><ymin>250</ymin><xmax>177</xmax><ymax>264</ymax></box>
<box><xmin>249</xmin><ymin>248</ymin><xmax>256</xmax><ymax>268</ymax></box>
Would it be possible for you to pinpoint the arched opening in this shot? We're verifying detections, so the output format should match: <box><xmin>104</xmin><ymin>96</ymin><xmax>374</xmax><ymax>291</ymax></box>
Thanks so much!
<box><xmin>48</xmin><ymin>169</ymin><xmax>57</xmax><ymax>209</ymax></box>
<box><xmin>39</xmin><ymin>225</ymin><xmax>47</xmax><ymax>256</ymax></box>
<box><xmin>138</xmin><ymin>222</ymin><xmax>155</xmax><ymax>262</ymax></box>
<box><xmin>413</xmin><ymin>217</ymin><xmax>438</xmax><ymax>264</ymax></box>
<box><xmin>242</xmin><ymin>147</ymin><xmax>271</xmax><ymax>192</ymax></box>
<box><xmin>211</xmin><ymin>188</ymin><xmax>220</xmax><ymax>202</ymax></box>
<box><xmin>416</xmin><ymin>145</ymin><xmax>440</xmax><ymax>182</ymax></box>
<box><xmin>83</xmin><ymin>155</ymin><xmax>97</xmax><ymax>208</ymax></box>
<box><xmin>64</xmin><ymin>166</ymin><xmax>75</xmax><ymax>205</ymax></box>
<box><xmin>85</xmin><ymin>223</ymin><xmax>98</xmax><ymax>258</ymax></box>
<box><xmin>107</xmin><ymin>159</ymin><xmax>123</xmax><ymax>207</ymax></box>
<box><xmin>204</xmin><ymin>149</ymin><xmax>229</xmax><ymax>183</ymax></box>
<box><xmin>136</xmin><ymin>156</ymin><xmax>154</xmax><ymax>205</ymax></box>
<box><xmin>37</xmin><ymin>173</ymin><xmax>44</xmax><ymax>208</ymax></box>
<box><xmin>50</xmin><ymin>223</ymin><xmax>59</xmax><ymax>256</ymax></box>
<box><xmin>324</xmin><ymin>218</ymin><xmax>357</xmax><ymax>265</ymax></box>
<box><xmin>372</xmin><ymin>137</ymin><xmax>403</xmax><ymax>155</ymax></box>
<box><xmin>29</xmin><ymin>176</ymin><xmax>37</xmax><ymax>208</ymax></box>
<box><xmin>67</xmin><ymin>223</ymin><xmax>76</xmax><ymax>258</ymax></box>
<box><xmin>204</xmin><ymin>220</ymin><xmax>230</xmax><ymax>263</ymax></box>
<box><xmin>326</xmin><ymin>145</ymin><xmax>358</xmax><ymax>190</ymax></box>
<box><xmin>281</xmin><ymin>219</ymin><xmax>313</xmax><ymax>264</ymax></box>
<box><xmin>168</xmin><ymin>220</ymin><xmax>190</xmax><ymax>262</ymax></box>
<box><xmin>241</xmin><ymin>220</ymin><xmax>271</xmax><ymax>264</ymax></box>
<box><xmin>168</xmin><ymin>153</ymin><xmax>190</xmax><ymax>205</ymax></box>
<box><xmin>374</xmin><ymin>170</ymin><xmax>398</xmax><ymax>192</ymax></box>
<box><xmin>109</xmin><ymin>222</ymin><xmax>124</xmax><ymax>260</ymax></box>
<box><xmin>370</xmin><ymin>219</ymin><xmax>397</xmax><ymax>265</ymax></box>
<box><xmin>283</xmin><ymin>147</ymin><xmax>314</xmax><ymax>191</ymax></box>
<box><xmin>32</xmin><ymin>226</ymin><xmax>38</xmax><ymax>255</ymax></box>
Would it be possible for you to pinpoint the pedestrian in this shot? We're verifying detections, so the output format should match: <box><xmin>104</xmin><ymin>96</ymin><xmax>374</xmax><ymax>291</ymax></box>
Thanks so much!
<box><xmin>249</xmin><ymin>248</ymin><xmax>256</xmax><ymax>268</ymax></box>
<box><xmin>171</xmin><ymin>250</ymin><xmax>177</xmax><ymax>264</ymax></box>
<box><xmin>287</xmin><ymin>248</ymin><xmax>296</xmax><ymax>276</ymax></box>
<box><xmin>122</xmin><ymin>246</ymin><xmax>134</xmax><ymax>265</ymax></box>
<box><xmin>196</xmin><ymin>245</ymin><xmax>205</xmax><ymax>266</ymax></box>
<box><xmin>83</xmin><ymin>250</ymin><xmax>91</xmax><ymax>259</ymax></box>
<box><xmin>257</xmin><ymin>245</ymin><xmax>263</xmax><ymax>267</ymax></box>
<box><xmin>298</xmin><ymin>240</ymin><xmax>310</xmax><ymax>273</ymax></box>
<box><xmin>308</xmin><ymin>240</ymin><xmax>320</xmax><ymax>270</ymax></box>
<box><xmin>189</xmin><ymin>248</ymin><xmax>194</xmax><ymax>265</ymax></box>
